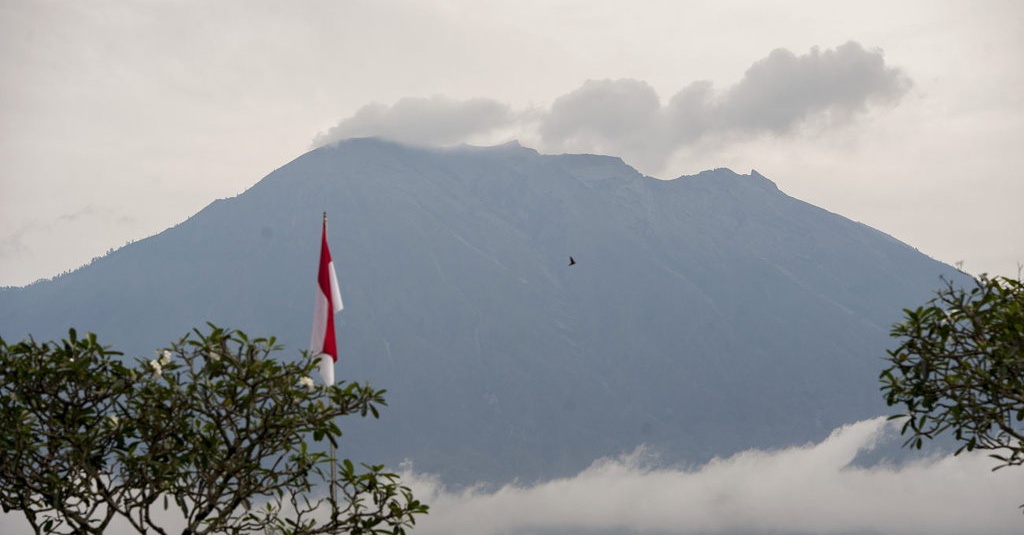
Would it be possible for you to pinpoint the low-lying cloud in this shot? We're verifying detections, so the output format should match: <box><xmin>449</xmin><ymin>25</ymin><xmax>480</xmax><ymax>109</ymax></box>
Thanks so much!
<box><xmin>314</xmin><ymin>42</ymin><xmax>911</xmax><ymax>174</ymax></box>
<box><xmin>404</xmin><ymin>417</ymin><xmax>1022</xmax><ymax>535</ymax></box>
<box><xmin>2</xmin><ymin>418</ymin><xmax>1021</xmax><ymax>534</ymax></box>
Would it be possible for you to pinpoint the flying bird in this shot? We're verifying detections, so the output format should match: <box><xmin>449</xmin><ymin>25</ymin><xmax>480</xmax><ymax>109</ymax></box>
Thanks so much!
<box><xmin>569</xmin><ymin>256</ymin><xmax>576</xmax><ymax>266</ymax></box>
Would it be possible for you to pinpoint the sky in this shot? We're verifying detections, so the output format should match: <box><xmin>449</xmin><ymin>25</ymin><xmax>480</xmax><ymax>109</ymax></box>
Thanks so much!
<box><xmin>2</xmin><ymin>3</ymin><xmax>1024</xmax><ymax>530</ymax></box>
<box><xmin>4</xmin><ymin>417</ymin><xmax>1024</xmax><ymax>534</ymax></box>
<box><xmin>1</xmin><ymin>1</ymin><xmax>1023</xmax><ymax>287</ymax></box>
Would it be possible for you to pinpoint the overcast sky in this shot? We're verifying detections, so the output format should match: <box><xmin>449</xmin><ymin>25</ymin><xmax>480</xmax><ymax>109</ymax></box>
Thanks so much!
<box><xmin>2</xmin><ymin>1</ymin><xmax>1023</xmax><ymax>287</ymax></box>
<box><xmin>2</xmin><ymin>2</ymin><xmax>1024</xmax><ymax>531</ymax></box>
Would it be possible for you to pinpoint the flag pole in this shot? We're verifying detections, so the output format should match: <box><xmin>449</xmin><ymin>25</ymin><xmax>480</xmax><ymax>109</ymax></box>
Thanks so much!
<box><xmin>313</xmin><ymin>211</ymin><xmax>342</xmax><ymax>509</ymax></box>
<box><xmin>325</xmin><ymin>211</ymin><xmax>339</xmax><ymax>508</ymax></box>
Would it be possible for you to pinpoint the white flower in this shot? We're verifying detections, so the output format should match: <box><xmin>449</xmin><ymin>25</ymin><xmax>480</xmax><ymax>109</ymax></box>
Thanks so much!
<box><xmin>159</xmin><ymin>349</ymin><xmax>172</xmax><ymax>366</ymax></box>
<box><xmin>106</xmin><ymin>415</ymin><xmax>120</xmax><ymax>427</ymax></box>
<box><xmin>149</xmin><ymin>359</ymin><xmax>163</xmax><ymax>377</ymax></box>
<box><xmin>208</xmin><ymin>351</ymin><xmax>221</xmax><ymax>362</ymax></box>
<box><xmin>299</xmin><ymin>376</ymin><xmax>316</xmax><ymax>392</ymax></box>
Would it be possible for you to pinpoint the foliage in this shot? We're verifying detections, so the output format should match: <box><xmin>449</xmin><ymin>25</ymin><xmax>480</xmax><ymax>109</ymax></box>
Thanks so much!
<box><xmin>880</xmin><ymin>274</ymin><xmax>1024</xmax><ymax>469</ymax></box>
<box><xmin>0</xmin><ymin>325</ymin><xmax>427</xmax><ymax>535</ymax></box>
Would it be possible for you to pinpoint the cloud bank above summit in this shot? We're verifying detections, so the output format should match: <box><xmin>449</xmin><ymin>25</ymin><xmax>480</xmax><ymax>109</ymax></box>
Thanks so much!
<box><xmin>314</xmin><ymin>42</ymin><xmax>910</xmax><ymax>175</ymax></box>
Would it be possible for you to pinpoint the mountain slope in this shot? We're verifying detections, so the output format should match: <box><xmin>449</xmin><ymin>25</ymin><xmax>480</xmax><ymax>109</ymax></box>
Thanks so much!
<box><xmin>0</xmin><ymin>138</ymin><xmax>965</xmax><ymax>484</ymax></box>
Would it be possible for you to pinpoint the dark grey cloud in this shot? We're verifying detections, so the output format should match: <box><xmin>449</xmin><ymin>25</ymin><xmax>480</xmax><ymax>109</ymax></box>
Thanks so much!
<box><xmin>315</xmin><ymin>42</ymin><xmax>911</xmax><ymax>173</ymax></box>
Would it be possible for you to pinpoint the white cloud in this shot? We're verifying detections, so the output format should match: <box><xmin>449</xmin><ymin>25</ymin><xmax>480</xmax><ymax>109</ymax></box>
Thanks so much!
<box><xmin>314</xmin><ymin>96</ymin><xmax>518</xmax><ymax>148</ymax></box>
<box><xmin>314</xmin><ymin>42</ymin><xmax>911</xmax><ymax>175</ymax></box>
<box><xmin>539</xmin><ymin>78</ymin><xmax>666</xmax><ymax>155</ymax></box>
<box><xmin>404</xmin><ymin>418</ymin><xmax>1024</xmax><ymax>535</ymax></box>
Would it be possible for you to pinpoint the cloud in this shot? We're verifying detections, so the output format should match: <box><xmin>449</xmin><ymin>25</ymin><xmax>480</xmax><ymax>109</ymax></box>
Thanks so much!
<box><xmin>716</xmin><ymin>42</ymin><xmax>912</xmax><ymax>134</ymax></box>
<box><xmin>3</xmin><ymin>418</ymin><xmax>1021</xmax><ymax>534</ymax></box>
<box><xmin>313</xmin><ymin>96</ymin><xmax>517</xmax><ymax>147</ymax></box>
<box><xmin>314</xmin><ymin>42</ymin><xmax>911</xmax><ymax>174</ymax></box>
<box><xmin>539</xmin><ymin>78</ymin><xmax>665</xmax><ymax>153</ymax></box>
<box><xmin>56</xmin><ymin>205</ymin><xmax>97</xmax><ymax>223</ymax></box>
<box><xmin>536</xmin><ymin>41</ymin><xmax>910</xmax><ymax>171</ymax></box>
<box><xmin>403</xmin><ymin>418</ymin><xmax>1023</xmax><ymax>535</ymax></box>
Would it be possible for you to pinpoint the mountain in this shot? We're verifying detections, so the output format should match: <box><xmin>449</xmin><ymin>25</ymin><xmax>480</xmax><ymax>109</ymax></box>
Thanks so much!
<box><xmin>0</xmin><ymin>138</ymin><xmax>966</xmax><ymax>485</ymax></box>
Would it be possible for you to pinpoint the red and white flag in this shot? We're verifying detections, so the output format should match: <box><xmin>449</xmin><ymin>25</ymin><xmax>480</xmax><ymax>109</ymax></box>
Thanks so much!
<box><xmin>310</xmin><ymin>214</ymin><xmax>343</xmax><ymax>385</ymax></box>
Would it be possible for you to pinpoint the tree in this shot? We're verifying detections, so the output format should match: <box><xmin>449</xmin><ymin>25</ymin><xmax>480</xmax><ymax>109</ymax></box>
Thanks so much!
<box><xmin>0</xmin><ymin>325</ymin><xmax>427</xmax><ymax>535</ymax></box>
<box><xmin>880</xmin><ymin>274</ymin><xmax>1024</xmax><ymax>470</ymax></box>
